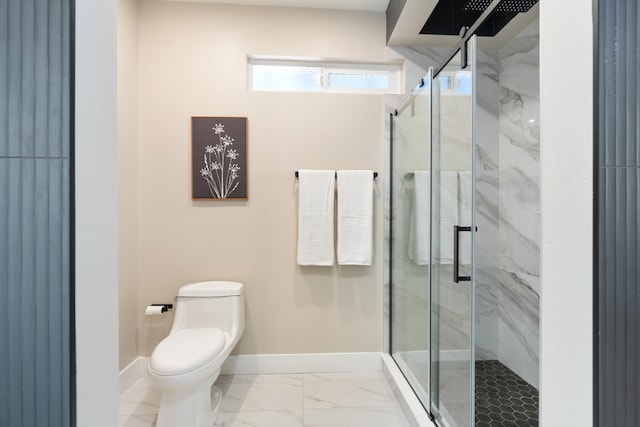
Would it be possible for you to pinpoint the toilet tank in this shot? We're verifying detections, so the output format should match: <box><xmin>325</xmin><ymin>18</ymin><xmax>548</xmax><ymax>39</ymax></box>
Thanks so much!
<box><xmin>170</xmin><ymin>281</ymin><xmax>244</xmax><ymax>338</ymax></box>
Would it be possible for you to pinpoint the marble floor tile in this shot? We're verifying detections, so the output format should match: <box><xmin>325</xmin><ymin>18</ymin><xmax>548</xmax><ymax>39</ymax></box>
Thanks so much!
<box><xmin>219</xmin><ymin>380</ymin><xmax>304</xmax><ymax>412</ymax></box>
<box><xmin>216</xmin><ymin>374</ymin><xmax>303</xmax><ymax>385</ymax></box>
<box><xmin>119</xmin><ymin>378</ymin><xmax>161</xmax><ymax>415</ymax></box>
<box><xmin>304</xmin><ymin>406</ymin><xmax>410</xmax><ymax>427</ymax></box>
<box><xmin>304</xmin><ymin>372</ymin><xmax>387</xmax><ymax>382</ymax></box>
<box><xmin>119</xmin><ymin>414</ymin><xmax>157</xmax><ymax>427</ymax></box>
<box><xmin>214</xmin><ymin>410</ymin><xmax>304</xmax><ymax>427</ymax></box>
<box><xmin>120</xmin><ymin>371</ymin><xmax>411</xmax><ymax>427</ymax></box>
<box><xmin>304</xmin><ymin>377</ymin><xmax>398</xmax><ymax>409</ymax></box>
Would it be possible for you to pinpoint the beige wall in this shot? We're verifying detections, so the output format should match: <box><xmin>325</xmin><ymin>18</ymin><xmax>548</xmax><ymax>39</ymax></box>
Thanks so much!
<box><xmin>118</xmin><ymin>0</ymin><xmax>140</xmax><ymax>371</ymax></box>
<box><xmin>132</xmin><ymin>0</ymin><xmax>388</xmax><ymax>357</ymax></box>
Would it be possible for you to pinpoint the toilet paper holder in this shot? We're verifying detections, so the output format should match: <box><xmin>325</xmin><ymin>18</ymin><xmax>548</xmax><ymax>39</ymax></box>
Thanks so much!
<box><xmin>150</xmin><ymin>303</ymin><xmax>173</xmax><ymax>313</ymax></box>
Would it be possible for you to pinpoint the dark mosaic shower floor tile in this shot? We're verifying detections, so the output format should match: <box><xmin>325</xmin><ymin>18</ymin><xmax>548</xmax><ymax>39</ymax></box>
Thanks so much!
<box><xmin>475</xmin><ymin>360</ymin><xmax>539</xmax><ymax>426</ymax></box>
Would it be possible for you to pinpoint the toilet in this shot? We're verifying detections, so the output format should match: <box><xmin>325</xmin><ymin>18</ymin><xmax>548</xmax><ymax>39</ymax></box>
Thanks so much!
<box><xmin>148</xmin><ymin>281</ymin><xmax>245</xmax><ymax>427</ymax></box>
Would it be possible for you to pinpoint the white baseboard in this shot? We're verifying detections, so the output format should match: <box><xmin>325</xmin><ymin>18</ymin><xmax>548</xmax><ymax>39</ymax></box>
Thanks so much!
<box><xmin>220</xmin><ymin>352</ymin><xmax>382</xmax><ymax>375</ymax></box>
<box><xmin>119</xmin><ymin>352</ymin><xmax>382</xmax><ymax>393</ymax></box>
<box><xmin>119</xmin><ymin>357</ymin><xmax>149</xmax><ymax>395</ymax></box>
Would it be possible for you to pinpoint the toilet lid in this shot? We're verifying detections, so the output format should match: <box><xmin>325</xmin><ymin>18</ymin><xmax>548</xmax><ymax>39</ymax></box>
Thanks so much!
<box><xmin>150</xmin><ymin>328</ymin><xmax>226</xmax><ymax>375</ymax></box>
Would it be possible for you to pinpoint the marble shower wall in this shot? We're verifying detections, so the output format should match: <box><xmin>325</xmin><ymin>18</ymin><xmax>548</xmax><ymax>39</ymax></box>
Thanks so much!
<box><xmin>475</xmin><ymin>49</ymin><xmax>500</xmax><ymax>361</ymax></box>
<box><xmin>497</xmin><ymin>19</ymin><xmax>540</xmax><ymax>389</ymax></box>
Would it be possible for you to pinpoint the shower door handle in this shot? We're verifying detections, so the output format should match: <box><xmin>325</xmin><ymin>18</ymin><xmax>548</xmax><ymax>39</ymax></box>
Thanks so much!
<box><xmin>453</xmin><ymin>225</ymin><xmax>472</xmax><ymax>283</ymax></box>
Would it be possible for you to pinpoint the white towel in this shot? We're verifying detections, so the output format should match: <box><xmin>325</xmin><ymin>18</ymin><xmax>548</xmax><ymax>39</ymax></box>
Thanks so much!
<box><xmin>436</xmin><ymin>171</ymin><xmax>458</xmax><ymax>264</ymax></box>
<box><xmin>408</xmin><ymin>171</ymin><xmax>430</xmax><ymax>265</ymax></box>
<box><xmin>458</xmin><ymin>171</ymin><xmax>472</xmax><ymax>265</ymax></box>
<box><xmin>296</xmin><ymin>170</ymin><xmax>335</xmax><ymax>266</ymax></box>
<box><xmin>337</xmin><ymin>170</ymin><xmax>373</xmax><ymax>265</ymax></box>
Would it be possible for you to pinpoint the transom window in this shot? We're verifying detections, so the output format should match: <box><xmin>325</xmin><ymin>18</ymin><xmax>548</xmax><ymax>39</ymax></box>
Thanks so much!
<box><xmin>248</xmin><ymin>56</ymin><xmax>404</xmax><ymax>94</ymax></box>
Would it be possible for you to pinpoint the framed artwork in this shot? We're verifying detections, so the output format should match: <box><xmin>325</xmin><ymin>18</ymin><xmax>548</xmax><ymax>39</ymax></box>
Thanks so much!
<box><xmin>192</xmin><ymin>116</ymin><xmax>248</xmax><ymax>200</ymax></box>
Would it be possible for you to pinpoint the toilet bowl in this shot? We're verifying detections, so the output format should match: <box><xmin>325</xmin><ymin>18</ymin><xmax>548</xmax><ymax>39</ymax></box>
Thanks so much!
<box><xmin>148</xmin><ymin>281</ymin><xmax>245</xmax><ymax>427</ymax></box>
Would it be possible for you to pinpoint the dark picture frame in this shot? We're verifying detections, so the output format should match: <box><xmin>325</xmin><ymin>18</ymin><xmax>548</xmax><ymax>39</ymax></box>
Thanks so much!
<box><xmin>191</xmin><ymin>116</ymin><xmax>248</xmax><ymax>200</ymax></box>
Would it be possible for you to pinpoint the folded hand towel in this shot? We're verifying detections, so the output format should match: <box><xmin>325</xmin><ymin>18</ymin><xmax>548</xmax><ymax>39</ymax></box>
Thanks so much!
<box><xmin>408</xmin><ymin>171</ymin><xmax>430</xmax><ymax>265</ymax></box>
<box><xmin>458</xmin><ymin>170</ymin><xmax>472</xmax><ymax>265</ymax></box>
<box><xmin>337</xmin><ymin>170</ymin><xmax>374</xmax><ymax>265</ymax></box>
<box><xmin>436</xmin><ymin>171</ymin><xmax>459</xmax><ymax>264</ymax></box>
<box><xmin>296</xmin><ymin>170</ymin><xmax>335</xmax><ymax>266</ymax></box>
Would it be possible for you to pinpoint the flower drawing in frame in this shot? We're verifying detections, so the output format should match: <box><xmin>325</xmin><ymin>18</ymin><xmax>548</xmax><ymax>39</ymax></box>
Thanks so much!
<box><xmin>192</xmin><ymin>117</ymin><xmax>247</xmax><ymax>200</ymax></box>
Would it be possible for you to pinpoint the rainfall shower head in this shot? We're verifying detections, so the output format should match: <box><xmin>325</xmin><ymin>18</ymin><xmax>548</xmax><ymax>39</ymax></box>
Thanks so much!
<box><xmin>463</xmin><ymin>0</ymin><xmax>538</xmax><ymax>13</ymax></box>
<box><xmin>421</xmin><ymin>0</ymin><xmax>538</xmax><ymax>37</ymax></box>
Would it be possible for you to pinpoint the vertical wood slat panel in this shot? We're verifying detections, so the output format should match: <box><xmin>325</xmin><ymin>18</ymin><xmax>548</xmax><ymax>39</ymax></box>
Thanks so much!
<box><xmin>601</xmin><ymin>168</ymin><xmax>618</xmax><ymax>422</ymax></box>
<box><xmin>599</xmin><ymin>0</ymin><xmax>640</xmax><ymax>425</ymax></box>
<box><xmin>625</xmin><ymin>0</ymin><xmax>638</xmax><ymax>166</ymax></box>
<box><xmin>637</xmin><ymin>0</ymin><xmax>640</xmax><ymax>167</ymax></box>
<box><xmin>626</xmin><ymin>169</ymin><xmax>639</xmax><ymax>424</ymax></box>
<box><xmin>616</xmin><ymin>167</ymin><xmax>624</xmax><ymax>422</ymax></box>
<box><xmin>21</xmin><ymin>158</ymin><xmax>36</xmax><ymax>427</ymax></box>
<box><xmin>7</xmin><ymin>159</ymin><xmax>23</xmax><ymax>426</ymax></box>
<box><xmin>0</xmin><ymin>160</ymin><xmax>9</xmax><ymax>427</ymax></box>
<box><xmin>636</xmin><ymin>168</ymin><xmax>640</xmax><ymax>425</ymax></box>
<box><xmin>48</xmin><ymin>0</ymin><xmax>63</xmax><ymax>158</ymax></box>
<box><xmin>34</xmin><ymin>158</ymin><xmax>51</xmax><ymax>427</ymax></box>
<box><xmin>0</xmin><ymin>0</ymin><xmax>71</xmax><ymax>425</ymax></box>
<box><xmin>60</xmin><ymin>0</ymin><xmax>70</xmax><ymax>161</ymax></box>
<box><xmin>602</xmin><ymin>0</ymin><xmax>616</xmax><ymax>167</ymax></box>
<box><xmin>614</xmin><ymin>0</ymin><xmax>626</xmax><ymax>167</ymax></box>
<box><xmin>34</xmin><ymin>0</ymin><xmax>49</xmax><ymax>158</ymax></box>
<box><xmin>6</xmin><ymin>0</ymin><xmax>22</xmax><ymax>156</ymax></box>
<box><xmin>58</xmin><ymin>159</ymin><xmax>71</xmax><ymax>426</ymax></box>
<box><xmin>20</xmin><ymin>0</ymin><xmax>35</xmax><ymax>158</ymax></box>
<box><xmin>0</xmin><ymin>0</ymin><xmax>8</xmax><ymax>157</ymax></box>
<box><xmin>600</xmin><ymin>0</ymin><xmax>613</xmax><ymax>419</ymax></box>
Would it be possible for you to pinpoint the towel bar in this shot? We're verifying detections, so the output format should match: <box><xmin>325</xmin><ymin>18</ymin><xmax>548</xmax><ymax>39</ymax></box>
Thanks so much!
<box><xmin>294</xmin><ymin>171</ymin><xmax>378</xmax><ymax>179</ymax></box>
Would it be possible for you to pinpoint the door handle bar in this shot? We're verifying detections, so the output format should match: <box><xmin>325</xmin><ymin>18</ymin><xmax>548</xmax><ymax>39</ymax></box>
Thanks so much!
<box><xmin>453</xmin><ymin>225</ymin><xmax>472</xmax><ymax>283</ymax></box>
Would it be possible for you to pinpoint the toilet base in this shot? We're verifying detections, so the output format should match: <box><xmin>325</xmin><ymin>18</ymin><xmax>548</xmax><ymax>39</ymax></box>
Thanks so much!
<box><xmin>210</xmin><ymin>385</ymin><xmax>223</xmax><ymax>422</ymax></box>
<box><xmin>155</xmin><ymin>378</ymin><xmax>220</xmax><ymax>427</ymax></box>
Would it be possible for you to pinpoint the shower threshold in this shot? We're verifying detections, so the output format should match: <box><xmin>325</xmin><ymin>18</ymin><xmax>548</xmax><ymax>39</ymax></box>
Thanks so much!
<box><xmin>391</xmin><ymin>352</ymin><xmax>539</xmax><ymax>426</ymax></box>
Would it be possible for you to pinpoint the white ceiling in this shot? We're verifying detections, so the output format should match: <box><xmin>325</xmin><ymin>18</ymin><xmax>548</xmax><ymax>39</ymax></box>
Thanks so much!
<box><xmin>165</xmin><ymin>0</ymin><xmax>391</xmax><ymax>12</ymax></box>
<box><xmin>162</xmin><ymin>0</ymin><xmax>539</xmax><ymax>48</ymax></box>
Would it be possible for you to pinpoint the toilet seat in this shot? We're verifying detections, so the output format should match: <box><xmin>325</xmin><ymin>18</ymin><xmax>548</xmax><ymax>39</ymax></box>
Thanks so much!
<box><xmin>150</xmin><ymin>328</ymin><xmax>225</xmax><ymax>376</ymax></box>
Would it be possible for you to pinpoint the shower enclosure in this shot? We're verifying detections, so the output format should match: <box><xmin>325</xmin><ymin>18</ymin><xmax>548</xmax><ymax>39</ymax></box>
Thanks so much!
<box><xmin>389</xmin><ymin>15</ymin><xmax>541</xmax><ymax>426</ymax></box>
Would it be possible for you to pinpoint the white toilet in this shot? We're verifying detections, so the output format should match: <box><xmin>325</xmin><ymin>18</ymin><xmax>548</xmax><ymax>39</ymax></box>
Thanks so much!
<box><xmin>148</xmin><ymin>281</ymin><xmax>245</xmax><ymax>427</ymax></box>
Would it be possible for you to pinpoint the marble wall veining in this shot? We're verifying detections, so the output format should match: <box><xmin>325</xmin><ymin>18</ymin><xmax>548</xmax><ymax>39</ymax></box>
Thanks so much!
<box><xmin>475</xmin><ymin>49</ymin><xmax>501</xmax><ymax>362</ymax></box>
<box><xmin>497</xmin><ymin>19</ymin><xmax>540</xmax><ymax>389</ymax></box>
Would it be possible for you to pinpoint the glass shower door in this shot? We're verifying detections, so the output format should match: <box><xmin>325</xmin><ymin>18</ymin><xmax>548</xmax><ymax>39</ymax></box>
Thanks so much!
<box><xmin>430</xmin><ymin>38</ymin><xmax>476</xmax><ymax>427</ymax></box>
<box><xmin>390</xmin><ymin>70</ymin><xmax>432</xmax><ymax>409</ymax></box>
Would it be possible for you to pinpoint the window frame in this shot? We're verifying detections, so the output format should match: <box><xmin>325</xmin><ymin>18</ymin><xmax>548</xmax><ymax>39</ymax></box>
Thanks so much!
<box><xmin>248</xmin><ymin>56</ymin><xmax>404</xmax><ymax>95</ymax></box>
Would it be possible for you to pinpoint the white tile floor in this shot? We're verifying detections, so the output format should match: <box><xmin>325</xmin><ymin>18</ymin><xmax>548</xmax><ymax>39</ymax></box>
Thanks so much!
<box><xmin>119</xmin><ymin>372</ymin><xmax>411</xmax><ymax>427</ymax></box>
